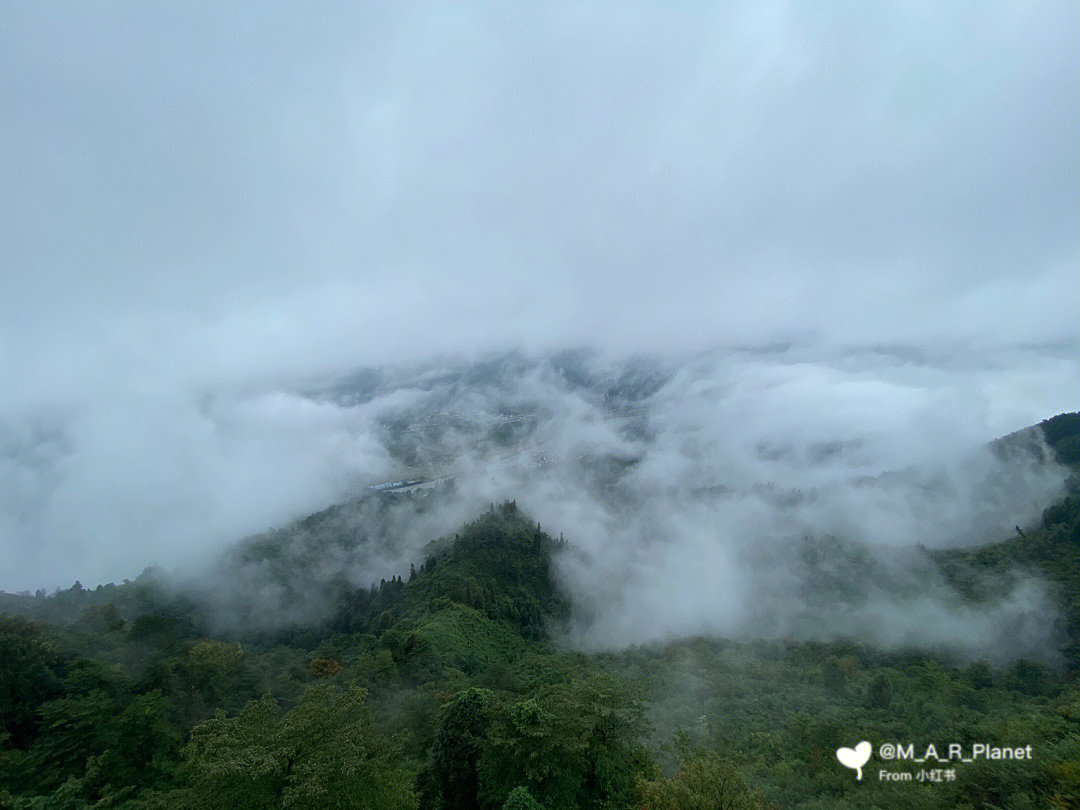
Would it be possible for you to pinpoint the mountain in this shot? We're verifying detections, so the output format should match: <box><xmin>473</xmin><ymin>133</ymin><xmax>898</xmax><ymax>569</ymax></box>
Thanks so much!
<box><xmin>5</xmin><ymin>414</ymin><xmax>1080</xmax><ymax>807</ymax></box>
<box><xmin>931</xmin><ymin>412</ymin><xmax>1080</xmax><ymax>665</ymax></box>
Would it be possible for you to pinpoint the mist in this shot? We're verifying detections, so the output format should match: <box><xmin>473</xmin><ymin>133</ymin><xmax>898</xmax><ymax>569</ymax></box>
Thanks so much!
<box><xmin>122</xmin><ymin>346</ymin><xmax>1065</xmax><ymax>661</ymax></box>
<box><xmin>4</xmin><ymin>4</ymin><xmax>1080</xmax><ymax>659</ymax></box>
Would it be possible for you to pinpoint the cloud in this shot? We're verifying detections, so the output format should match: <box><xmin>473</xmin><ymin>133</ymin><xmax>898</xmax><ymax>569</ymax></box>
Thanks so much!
<box><xmin>5</xmin><ymin>3</ymin><xmax>1080</xmax><ymax>372</ymax></box>
<box><xmin>3</xmin><ymin>341</ymin><xmax>1070</xmax><ymax>663</ymax></box>
<box><xmin>1</xmin><ymin>0</ymin><xmax>1078</xmax><ymax>664</ymax></box>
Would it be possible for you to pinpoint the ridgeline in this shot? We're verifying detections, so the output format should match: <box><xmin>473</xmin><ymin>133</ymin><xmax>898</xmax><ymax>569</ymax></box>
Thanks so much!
<box><xmin>4</xmin><ymin>415</ymin><xmax>1080</xmax><ymax>807</ymax></box>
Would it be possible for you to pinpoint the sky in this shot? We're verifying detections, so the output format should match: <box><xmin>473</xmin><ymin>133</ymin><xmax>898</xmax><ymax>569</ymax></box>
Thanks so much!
<box><xmin>3</xmin><ymin>2</ymin><xmax>1080</xmax><ymax>592</ymax></box>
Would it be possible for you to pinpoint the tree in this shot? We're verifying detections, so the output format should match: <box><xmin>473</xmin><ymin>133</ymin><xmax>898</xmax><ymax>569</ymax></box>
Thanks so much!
<box><xmin>179</xmin><ymin>685</ymin><xmax>416</xmax><ymax>809</ymax></box>
<box><xmin>481</xmin><ymin>675</ymin><xmax>650</xmax><ymax>810</ymax></box>
<box><xmin>426</xmin><ymin>687</ymin><xmax>493</xmax><ymax>810</ymax></box>
<box><xmin>0</xmin><ymin>617</ymin><xmax>67</xmax><ymax>748</ymax></box>
<box><xmin>639</xmin><ymin>753</ymin><xmax>763</xmax><ymax>810</ymax></box>
<box><xmin>309</xmin><ymin>658</ymin><xmax>342</xmax><ymax>679</ymax></box>
<box><xmin>501</xmin><ymin>786</ymin><xmax>541</xmax><ymax>810</ymax></box>
<box><xmin>866</xmin><ymin>672</ymin><xmax>893</xmax><ymax>709</ymax></box>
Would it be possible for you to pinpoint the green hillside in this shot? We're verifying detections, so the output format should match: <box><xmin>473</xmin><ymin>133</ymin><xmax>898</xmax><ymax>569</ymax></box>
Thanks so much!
<box><xmin>933</xmin><ymin>412</ymin><xmax>1080</xmax><ymax>666</ymax></box>
<box><xmin>5</xmin><ymin>416</ymin><xmax>1080</xmax><ymax>807</ymax></box>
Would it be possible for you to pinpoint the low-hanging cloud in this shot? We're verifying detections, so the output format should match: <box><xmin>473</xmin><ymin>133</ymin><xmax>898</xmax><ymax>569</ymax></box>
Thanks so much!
<box><xmin>2</xmin><ymin>4</ymin><xmax>1080</xmax><ymax>659</ymax></box>
<box><xmin>161</xmin><ymin>348</ymin><xmax>1069</xmax><ymax>660</ymax></box>
<box><xmin>1</xmin><ymin>343</ymin><xmax>1073</xmax><ymax>662</ymax></box>
<box><xmin>433</xmin><ymin>350</ymin><xmax>1070</xmax><ymax>661</ymax></box>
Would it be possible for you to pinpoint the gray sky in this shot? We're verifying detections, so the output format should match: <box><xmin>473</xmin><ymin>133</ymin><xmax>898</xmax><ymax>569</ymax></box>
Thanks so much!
<box><xmin>3</xmin><ymin>2</ymin><xmax>1080</xmax><ymax>590</ymax></box>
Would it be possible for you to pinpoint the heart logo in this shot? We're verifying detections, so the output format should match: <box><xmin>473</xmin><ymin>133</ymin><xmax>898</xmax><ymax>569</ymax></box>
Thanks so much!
<box><xmin>836</xmin><ymin>741</ymin><xmax>872</xmax><ymax>780</ymax></box>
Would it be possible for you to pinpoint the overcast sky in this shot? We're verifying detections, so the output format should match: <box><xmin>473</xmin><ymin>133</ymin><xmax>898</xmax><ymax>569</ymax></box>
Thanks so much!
<box><xmin>3</xmin><ymin>2</ymin><xmax>1080</xmax><ymax>590</ymax></box>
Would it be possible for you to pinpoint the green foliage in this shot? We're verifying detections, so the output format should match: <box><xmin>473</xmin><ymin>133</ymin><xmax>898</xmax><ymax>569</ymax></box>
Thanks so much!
<box><xmin>866</xmin><ymin>672</ymin><xmax>893</xmax><ymax>709</ymax></box>
<box><xmin>639</xmin><ymin>753</ymin><xmax>763</xmax><ymax>810</ymax></box>
<box><xmin>406</xmin><ymin>605</ymin><xmax>525</xmax><ymax>679</ymax></box>
<box><xmin>178</xmin><ymin>686</ymin><xmax>416</xmax><ymax>810</ymax></box>
<box><xmin>0</xmin><ymin>617</ymin><xmax>68</xmax><ymax>748</ymax></box>
<box><xmin>501</xmin><ymin>785</ymin><xmax>542</xmax><ymax>810</ymax></box>
<box><xmin>425</xmin><ymin>687</ymin><xmax>494</xmax><ymax>810</ymax></box>
<box><xmin>1041</xmin><ymin>412</ymin><xmax>1080</xmax><ymax>466</ymax></box>
<box><xmin>8</xmin><ymin>483</ymin><xmax>1080</xmax><ymax>808</ymax></box>
<box><xmin>336</xmin><ymin>506</ymin><xmax>569</xmax><ymax>644</ymax></box>
<box><xmin>932</xmin><ymin>471</ymin><xmax>1080</xmax><ymax>667</ymax></box>
<box><xmin>28</xmin><ymin>673</ymin><xmax>177</xmax><ymax>793</ymax></box>
<box><xmin>481</xmin><ymin>674</ymin><xmax>649</xmax><ymax>810</ymax></box>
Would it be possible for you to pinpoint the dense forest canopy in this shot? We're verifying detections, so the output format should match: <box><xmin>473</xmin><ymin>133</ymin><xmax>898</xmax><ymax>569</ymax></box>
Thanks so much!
<box><xmin>7</xmin><ymin>2</ymin><xmax>1080</xmax><ymax>806</ymax></box>
<box><xmin>2</xmin><ymin>415</ymin><xmax>1080</xmax><ymax>807</ymax></box>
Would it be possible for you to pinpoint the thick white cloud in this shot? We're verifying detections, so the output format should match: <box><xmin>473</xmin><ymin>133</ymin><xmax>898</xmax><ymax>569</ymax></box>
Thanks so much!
<box><xmin>2</xmin><ymin>2</ymin><xmax>1080</xmax><ymax>591</ymax></box>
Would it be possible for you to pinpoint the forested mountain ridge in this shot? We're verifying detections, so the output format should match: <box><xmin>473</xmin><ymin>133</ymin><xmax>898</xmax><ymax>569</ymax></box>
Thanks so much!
<box><xmin>328</xmin><ymin>501</ymin><xmax>571</xmax><ymax>643</ymax></box>
<box><xmin>928</xmin><ymin>412</ymin><xmax>1080</xmax><ymax>670</ymax></box>
<box><xmin>4</xmin><ymin>415</ymin><xmax>1080</xmax><ymax>807</ymax></box>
